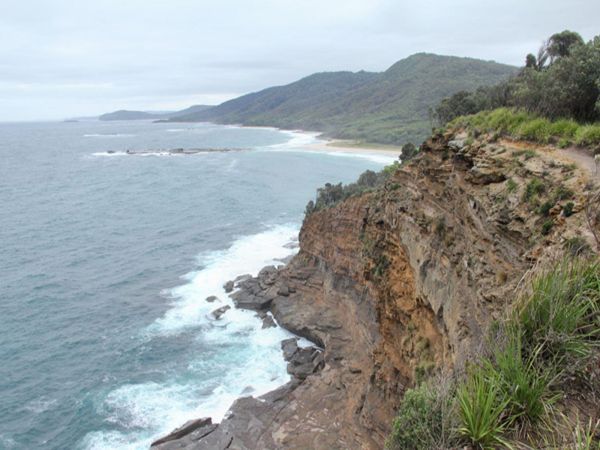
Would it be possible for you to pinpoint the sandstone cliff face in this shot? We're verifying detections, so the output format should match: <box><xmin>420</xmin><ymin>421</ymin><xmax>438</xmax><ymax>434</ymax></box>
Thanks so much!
<box><xmin>153</xmin><ymin>131</ymin><xmax>597</xmax><ymax>450</ymax></box>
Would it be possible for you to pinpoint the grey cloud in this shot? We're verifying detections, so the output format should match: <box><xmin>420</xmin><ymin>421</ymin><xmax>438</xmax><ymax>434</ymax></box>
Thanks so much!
<box><xmin>1</xmin><ymin>0</ymin><xmax>599</xmax><ymax>120</ymax></box>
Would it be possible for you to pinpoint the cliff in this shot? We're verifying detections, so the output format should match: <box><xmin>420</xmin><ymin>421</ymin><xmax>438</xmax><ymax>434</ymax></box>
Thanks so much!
<box><xmin>152</xmin><ymin>129</ymin><xmax>598</xmax><ymax>449</ymax></box>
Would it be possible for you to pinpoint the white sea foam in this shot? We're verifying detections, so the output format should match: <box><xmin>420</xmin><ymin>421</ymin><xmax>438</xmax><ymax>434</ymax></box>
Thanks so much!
<box><xmin>84</xmin><ymin>133</ymin><xmax>136</xmax><ymax>138</ymax></box>
<box><xmin>91</xmin><ymin>151</ymin><xmax>128</xmax><ymax>157</ymax></box>
<box><xmin>150</xmin><ymin>223</ymin><xmax>299</xmax><ymax>334</ymax></box>
<box><xmin>265</xmin><ymin>130</ymin><xmax>397</xmax><ymax>164</ymax></box>
<box><xmin>82</xmin><ymin>224</ymin><xmax>302</xmax><ymax>450</ymax></box>
<box><xmin>268</xmin><ymin>129</ymin><xmax>321</xmax><ymax>149</ymax></box>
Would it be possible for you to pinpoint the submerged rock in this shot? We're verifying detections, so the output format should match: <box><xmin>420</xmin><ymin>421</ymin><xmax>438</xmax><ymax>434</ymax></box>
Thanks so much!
<box><xmin>211</xmin><ymin>305</ymin><xmax>231</xmax><ymax>320</ymax></box>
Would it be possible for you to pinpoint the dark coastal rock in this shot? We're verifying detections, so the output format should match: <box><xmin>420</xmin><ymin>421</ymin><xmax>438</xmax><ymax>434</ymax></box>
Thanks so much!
<box><xmin>281</xmin><ymin>338</ymin><xmax>299</xmax><ymax>361</ymax></box>
<box><xmin>205</xmin><ymin>295</ymin><xmax>219</xmax><ymax>303</ymax></box>
<box><xmin>150</xmin><ymin>417</ymin><xmax>214</xmax><ymax>447</ymax></box>
<box><xmin>223</xmin><ymin>280</ymin><xmax>234</xmax><ymax>293</ymax></box>
<box><xmin>277</xmin><ymin>283</ymin><xmax>290</xmax><ymax>296</ymax></box>
<box><xmin>287</xmin><ymin>347</ymin><xmax>324</xmax><ymax>380</ymax></box>
<box><xmin>257</xmin><ymin>265</ymin><xmax>278</xmax><ymax>287</ymax></box>
<box><xmin>211</xmin><ymin>305</ymin><xmax>231</xmax><ymax>320</ymax></box>
<box><xmin>261</xmin><ymin>315</ymin><xmax>277</xmax><ymax>329</ymax></box>
<box><xmin>255</xmin><ymin>311</ymin><xmax>277</xmax><ymax>329</ymax></box>
<box><xmin>229</xmin><ymin>277</ymin><xmax>279</xmax><ymax>310</ymax></box>
<box><xmin>234</xmin><ymin>274</ymin><xmax>252</xmax><ymax>284</ymax></box>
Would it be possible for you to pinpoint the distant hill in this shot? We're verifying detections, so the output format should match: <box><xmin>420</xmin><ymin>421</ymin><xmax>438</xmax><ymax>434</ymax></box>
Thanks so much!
<box><xmin>99</xmin><ymin>110</ymin><xmax>165</xmax><ymax>121</ymax></box>
<box><xmin>171</xmin><ymin>54</ymin><xmax>518</xmax><ymax>144</ymax></box>
<box><xmin>98</xmin><ymin>105</ymin><xmax>213</xmax><ymax>121</ymax></box>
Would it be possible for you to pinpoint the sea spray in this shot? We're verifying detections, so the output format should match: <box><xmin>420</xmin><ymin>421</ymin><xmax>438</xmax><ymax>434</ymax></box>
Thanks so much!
<box><xmin>82</xmin><ymin>224</ymin><xmax>301</xmax><ymax>450</ymax></box>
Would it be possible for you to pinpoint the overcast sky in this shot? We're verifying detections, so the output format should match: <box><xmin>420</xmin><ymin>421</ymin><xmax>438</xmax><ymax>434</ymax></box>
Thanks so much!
<box><xmin>1</xmin><ymin>0</ymin><xmax>598</xmax><ymax>121</ymax></box>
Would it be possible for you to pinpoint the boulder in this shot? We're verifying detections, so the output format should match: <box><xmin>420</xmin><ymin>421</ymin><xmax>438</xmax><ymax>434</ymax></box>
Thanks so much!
<box><xmin>277</xmin><ymin>284</ymin><xmax>290</xmax><ymax>297</ymax></box>
<box><xmin>287</xmin><ymin>347</ymin><xmax>324</xmax><ymax>380</ymax></box>
<box><xmin>205</xmin><ymin>295</ymin><xmax>219</xmax><ymax>303</ymax></box>
<box><xmin>281</xmin><ymin>338</ymin><xmax>299</xmax><ymax>361</ymax></box>
<box><xmin>230</xmin><ymin>290</ymin><xmax>273</xmax><ymax>310</ymax></box>
<box><xmin>223</xmin><ymin>280</ymin><xmax>234</xmax><ymax>293</ymax></box>
<box><xmin>261</xmin><ymin>315</ymin><xmax>277</xmax><ymax>329</ymax></box>
<box><xmin>466</xmin><ymin>166</ymin><xmax>506</xmax><ymax>185</ymax></box>
<box><xmin>211</xmin><ymin>305</ymin><xmax>231</xmax><ymax>320</ymax></box>
<box><xmin>234</xmin><ymin>274</ymin><xmax>252</xmax><ymax>285</ymax></box>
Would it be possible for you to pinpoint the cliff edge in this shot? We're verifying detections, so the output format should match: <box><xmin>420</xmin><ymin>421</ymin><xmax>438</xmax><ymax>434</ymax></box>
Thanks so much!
<box><xmin>152</xmin><ymin>128</ymin><xmax>599</xmax><ymax>449</ymax></box>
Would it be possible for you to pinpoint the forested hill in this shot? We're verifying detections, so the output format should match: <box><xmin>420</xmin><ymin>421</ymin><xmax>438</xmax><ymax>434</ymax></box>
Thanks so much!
<box><xmin>171</xmin><ymin>53</ymin><xmax>517</xmax><ymax>144</ymax></box>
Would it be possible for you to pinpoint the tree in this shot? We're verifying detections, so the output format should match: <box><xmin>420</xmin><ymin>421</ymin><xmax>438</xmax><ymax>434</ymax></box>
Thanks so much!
<box><xmin>525</xmin><ymin>54</ymin><xmax>537</xmax><ymax>69</ymax></box>
<box><xmin>401</xmin><ymin>142</ymin><xmax>419</xmax><ymax>161</ymax></box>
<box><xmin>547</xmin><ymin>30</ymin><xmax>584</xmax><ymax>60</ymax></box>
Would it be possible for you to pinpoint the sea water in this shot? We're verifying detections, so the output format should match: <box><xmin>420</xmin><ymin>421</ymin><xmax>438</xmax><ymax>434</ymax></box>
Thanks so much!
<box><xmin>0</xmin><ymin>120</ymin><xmax>395</xmax><ymax>449</ymax></box>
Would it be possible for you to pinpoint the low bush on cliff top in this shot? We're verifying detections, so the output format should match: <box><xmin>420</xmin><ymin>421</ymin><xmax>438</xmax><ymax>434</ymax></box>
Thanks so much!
<box><xmin>388</xmin><ymin>258</ymin><xmax>600</xmax><ymax>449</ymax></box>
<box><xmin>305</xmin><ymin>163</ymin><xmax>400</xmax><ymax>215</ymax></box>
<box><xmin>450</xmin><ymin>108</ymin><xmax>600</xmax><ymax>149</ymax></box>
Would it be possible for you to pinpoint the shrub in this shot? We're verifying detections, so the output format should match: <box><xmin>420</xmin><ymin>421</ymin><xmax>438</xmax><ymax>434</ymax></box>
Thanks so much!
<box><xmin>538</xmin><ymin>200</ymin><xmax>555</xmax><ymax>216</ymax></box>
<box><xmin>554</xmin><ymin>184</ymin><xmax>574</xmax><ymax>201</ymax></box>
<box><xmin>306</xmin><ymin>167</ymin><xmax>394</xmax><ymax>215</ymax></box>
<box><xmin>457</xmin><ymin>368</ymin><xmax>512</xmax><ymax>449</ymax></box>
<box><xmin>575</xmin><ymin>125</ymin><xmax>600</xmax><ymax>147</ymax></box>
<box><xmin>516</xmin><ymin>260</ymin><xmax>600</xmax><ymax>371</ymax></box>
<box><xmin>506</xmin><ymin>178</ymin><xmax>518</xmax><ymax>193</ymax></box>
<box><xmin>557</xmin><ymin>137</ymin><xmax>571</xmax><ymax>148</ymax></box>
<box><xmin>517</xmin><ymin>118</ymin><xmax>551</xmax><ymax>142</ymax></box>
<box><xmin>387</xmin><ymin>380</ymin><xmax>458</xmax><ymax>450</ymax></box>
<box><xmin>485</xmin><ymin>335</ymin><xmax>556</xmax><ymax>427</ymax></box>
<box><xmin>563</xmin><ymin>201</ymin><xmax>575</xmax><ymax>217</ymax></box>
<box><xmin>382</xmin><ymin>161</ymin><xmax>401</xmax><ymax>176</ymax></box>
<box><xmin>549</xmin><ymin>119</ymin><xmax>580</xmax><ymax>138</ymax></box>
<box><xmin>563</xmin><ymin>236</ymin><xmax>591</xmax><ymax>257</ymax></box>
<box><xmin>541</xmin><ymin>219</ymin><xmax>554</xmax><ymax>235</ymax></box>
<box><xmin>400</xmin><ymin>142</ymin><xmax>418</xmax><ymax>161</ymax></box>
<box><xmin>523</xmin><ymin>178</ymin><xmax>546</xmax><ymax>202</ymax></box>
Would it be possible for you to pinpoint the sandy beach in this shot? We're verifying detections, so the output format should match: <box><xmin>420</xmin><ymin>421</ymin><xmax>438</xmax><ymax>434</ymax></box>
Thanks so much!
<box><xmin>306</xmin><ymin>139</ymin><xmax>403</xmax><ymax>158</ymax></box>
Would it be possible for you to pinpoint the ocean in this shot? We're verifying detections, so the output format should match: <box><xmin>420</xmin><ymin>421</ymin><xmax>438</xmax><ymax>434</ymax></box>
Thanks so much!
<box><xmin>0</xmin><ymin>120</ymin><xmax>394</xmax><ymax>449</ymax></box>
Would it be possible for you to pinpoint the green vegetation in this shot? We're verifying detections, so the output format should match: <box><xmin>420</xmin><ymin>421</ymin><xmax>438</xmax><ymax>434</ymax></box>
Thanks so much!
<box><xmin>173</xmin><ymin>53</ymin><xmax>516</xmax><ymax>145</ymax></box>
<box><xmin>564</xmin><ymin>237</ymin><xmax>591</xmax><ymax>257</ymax></box>
<box><xmin>563</xmin><ymin>201</ymin><xmax>575</xmax><ymax>217</ymax></box>
<box><xmin>386</xmin><ymin>379</ymin><xmax>458</xmax><ymax>449</ymax></box>
<box><xmin>517</xmin><ymin>260</ymin><xmax>600</xmax><ymax>367</ymax></box>
<box><xmin>400</xmin><ymin>142</ymin><xmax>419</xmax><ymax>161</ymax></box>
<box><xmin>386</xmin><ymin>258</ymin><xmax>600</xmax><ymax>449</ymax></box>
<box><xmin>304</xmin><ymin>163</ymin><xmax>400</xmax><ymax>215</ymax></box>
<box><xmin>436</xmin><ymin>31</ymin><xmax>600</xmax><ymax>150</ymax></box>
<box><xmin>457</xmin><ymin>368</ymin><xmax>512</xmax><ymax>449</ymax></box>
<box><xmin>541</xmin><ymin>219</ymin><xmax>554</xmax><ymax>235</ymax></box>
<box><xmin>436</xmin><ymin>31</ymin><xmax>600</xmax><ymax>126</ymax></box>
<box><xmin>451</xmin><ymin>107</ymin><xmax>600</xmax><ymax>147</ymax></box>
<box><xmin>523</xmin><ymin>178</ymin><xmax>545</xmax><ymax>202</ymax></box>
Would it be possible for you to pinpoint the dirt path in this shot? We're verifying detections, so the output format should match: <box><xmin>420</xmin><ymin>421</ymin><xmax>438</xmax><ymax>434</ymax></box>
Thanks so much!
<box><xmin>561</xmin><ymin>146</ymin><xmax>597</xmax><ymax>175</ymax></box>
<box><xmin>501</xmin><ymin>139</ymin><xmax>597</xmax><ymax>177</ymax></box>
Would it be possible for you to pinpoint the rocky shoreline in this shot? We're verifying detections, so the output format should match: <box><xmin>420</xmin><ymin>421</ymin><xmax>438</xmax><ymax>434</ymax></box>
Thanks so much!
<box><xmin>150</xmin><ymin>262</ymin><xmax>330</xmax><ymax>450</ymax></box>
<box><xmin>149</xmin><ymin>128</ymin><xmax>596</xmax><ymax>449</ymax></box>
